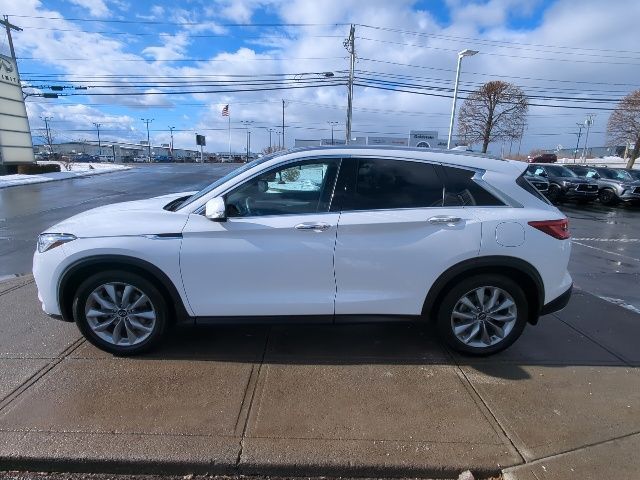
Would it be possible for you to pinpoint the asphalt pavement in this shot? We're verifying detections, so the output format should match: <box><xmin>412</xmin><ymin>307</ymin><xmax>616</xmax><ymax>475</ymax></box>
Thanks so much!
<box><xmin>2</xmin><ymin>163</ymin><xmax>640</xmax><ymax>312</ymax></box>
<box><xmin>0</xmin><ymin>163</ymin><xmax>236</xmax><ymax>277</ymax></box>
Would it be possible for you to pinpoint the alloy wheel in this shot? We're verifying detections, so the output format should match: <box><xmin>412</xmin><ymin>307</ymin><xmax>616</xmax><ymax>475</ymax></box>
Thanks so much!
<box><xmin>84</xmin><ymin>282</ymin><xmax>156</xmax><ymax>346</ymax></box>
<box><xmin>450</xmin><ymin>286</ymin><xmax>517</xmax><ymax>348</ymax></box>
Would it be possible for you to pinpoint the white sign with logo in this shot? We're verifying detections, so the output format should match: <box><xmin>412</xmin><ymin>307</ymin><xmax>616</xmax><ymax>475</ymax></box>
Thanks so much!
<box><xmin>0</xmin><ymin>54</ymin><xmax>34</xmax><ymax>165</ymax></box>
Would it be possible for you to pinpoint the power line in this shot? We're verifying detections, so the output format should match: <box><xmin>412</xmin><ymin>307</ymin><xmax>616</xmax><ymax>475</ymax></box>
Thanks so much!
<box><xmin>356</xmin><ymin>36</ymin><xmax>640</xmax><ymax>64</ymax></box>
<box><xmin>354</xmin><ymin>82</ymin><xmax>617</xmax><ymax>111</ymax></box>
<box><xmin>17</xmin><ymin>55</ymin><xmax>345</xmax><ymax>62</ymax></box>
<box><xmin>20</xmin><ymin>25</ymin><xmax>346</xmax><ymax>39</ymax></box>
<box><xmin>356</xmin><ymin>23</ymin><xmax>640</xmax><ymax>56</ymax></box>
<box><xmin>357</xmin><ymin>58</ymin><xmax>640</xmax><ymax>87</ymax></box>
<box><xmin>30</xmin><ymin>81</ymin><xmax>346</xmax><ymax>97</ymax></box>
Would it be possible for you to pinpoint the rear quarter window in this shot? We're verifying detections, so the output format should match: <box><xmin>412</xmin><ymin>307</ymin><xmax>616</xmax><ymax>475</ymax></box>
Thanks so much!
<box><xmin>441</xmin><ymin>166</ymin><xmax>504</xmax><ymax>206</ymax></box>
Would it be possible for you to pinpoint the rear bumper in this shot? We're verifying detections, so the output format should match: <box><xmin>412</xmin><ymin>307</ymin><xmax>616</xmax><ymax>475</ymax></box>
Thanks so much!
<box><xmin>540</xmin><ymin>283</ymin><xmax>573</xmax><ymax>315</ymax></box>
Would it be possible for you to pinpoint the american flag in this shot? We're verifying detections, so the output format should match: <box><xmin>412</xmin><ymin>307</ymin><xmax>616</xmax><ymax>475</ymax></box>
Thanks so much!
<box><xmin>221</xmin><ymin>105</ymin><xmax>229</xmax><ymax>117</ymax></box>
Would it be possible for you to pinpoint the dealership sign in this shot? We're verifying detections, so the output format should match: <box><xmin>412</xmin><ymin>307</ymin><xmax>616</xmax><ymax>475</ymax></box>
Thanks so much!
<box><xmin>0</xmin><ymin>54</ymin><xmax>34</xmax><ymax>165</ymax></box>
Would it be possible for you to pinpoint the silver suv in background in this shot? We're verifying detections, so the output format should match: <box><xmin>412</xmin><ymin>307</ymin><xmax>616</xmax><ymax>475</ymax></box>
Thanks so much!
<box><xmin>565</xmin><ymin>165</ymin><xmax>640</xmax><ymax>205</ymax></box>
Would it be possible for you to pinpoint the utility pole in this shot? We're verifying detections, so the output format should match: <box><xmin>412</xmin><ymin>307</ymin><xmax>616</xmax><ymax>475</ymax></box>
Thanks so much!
<box><xmin>92</xmin><ymin>122</ymin><xmax>102</xmax><ymax>157</ymax></box>
<box><xmin>328</xmin><ymin>121</ymin><xmax>339</xmax><ymax>145</ymax></box>
<box><xmin>282</xmin><ymin>100</ymin><xmax>286</xmax><ymax>150</ymax></box>
<box><xmin>573</xmin><ymin>122</ymin><xmax>585</xmax><ymax>162</ymax></box>
<box><xmin>344</xmin><ymin>24</ymin><xmax>355</xmax><ymax>144</ymax></box>
<box><xmin>1</xmin><ymin>15</ymin><xmax>20</xmax><ymax>60</ymax></box>
<box><xmin>169</xmin><ymin>126</ymin><xmax>175</xmax><ymax>159</ymax></box>
<box><xmin>141</xmin><ymin>118</ymin><xmax>153</xmax><ymax>162</ymax></box>
<box><xmin>41</xmin><ymin>116</ymin><xmax>53</xmax><ymax>154</ymax></box>
<box><xmin>581</xmin><ymin>114</ymin><xmax>595</xmax><ymax>161</ymax></box>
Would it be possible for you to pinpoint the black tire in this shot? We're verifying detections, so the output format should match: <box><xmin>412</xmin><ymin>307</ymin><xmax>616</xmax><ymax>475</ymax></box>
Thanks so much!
<box><xmin>72</xmin><ymin>270</ymin><xmax>168</xmax><ymax>356</ymax></box>
<box><xmin>598</xmin><ymin>188</ymin><xmax>618</xmax><ymax>206</ymax></box>
<box><xmin>547</xmin><ymin>184</ymin><xmax>562</xmax><ymax>204</ymax></box>
<box><xmin>435</xmin><ymin>274</ymin><xmax>529</xmax><ymax>356</ymax></box>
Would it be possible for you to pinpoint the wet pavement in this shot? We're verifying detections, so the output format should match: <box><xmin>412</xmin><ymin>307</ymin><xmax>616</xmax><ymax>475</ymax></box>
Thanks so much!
<box><xmin>0</xmin><ymin>163</ymin><xmax>237</xmax><ymax>277</ymax></box>
<box><xmin>559</xmin><ymin>202</ymin><xmax>640</xmax><ymax>313</ymax></box>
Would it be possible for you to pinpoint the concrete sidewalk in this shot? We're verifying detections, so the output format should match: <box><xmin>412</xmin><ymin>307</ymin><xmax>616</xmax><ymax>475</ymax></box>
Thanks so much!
<box><xmin>0</xmin><ymin>277</ymin><xmax>638</xmax><ymax>479</ymax></box>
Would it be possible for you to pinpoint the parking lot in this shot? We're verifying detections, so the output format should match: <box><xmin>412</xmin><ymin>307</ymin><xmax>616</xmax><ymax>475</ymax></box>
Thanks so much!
<box><xmin>0</xmin><ymin>164</ymin><xmax>639</xmax><ymax>479</ymax></box>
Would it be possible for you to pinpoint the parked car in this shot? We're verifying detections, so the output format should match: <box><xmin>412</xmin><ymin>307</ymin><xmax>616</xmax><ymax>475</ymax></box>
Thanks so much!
<box><xmin>33</xmin><ymin>146</ymin><xmax>572</xmax><ymax>357</ymax></box>
<box><xmin>615</xmin><ymin>168</ymin><xmax>640</xmax><ymax>182</ymax></box>
<box><xmin>133</xmin><ymin>156</ymin><xmax>148</xmax><ymax>163</ymax></box>
<box><xmin>528</xmin><ymin>153</ymin><xmax>557</xmax><ymax>164</ymax></box>
<box><xmin>526</xmin><ymin>164</ymin><xmax>598</xmax><ymax>203</ymax></box>
<box><xmin>564</xmin><ymin>165</ymin><xmax>640</xmax><ymax>205</ymax></box>
<box><xmin>523</xmin><ymin>171</ymin><xmax>550</xmax><ymax>193</ymax></box>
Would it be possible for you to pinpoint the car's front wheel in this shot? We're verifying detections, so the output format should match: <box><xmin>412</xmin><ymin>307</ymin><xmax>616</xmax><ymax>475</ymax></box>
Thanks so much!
<box><xmin>72</xmin><ymin>271</ymin><xmax>168</xmax><ymax>355</ymax></box>
<box><xmin>436</xmin><ymin>275</ymin><xmax>528</xmax><ymax>355</ymax></box>
<box><xmin>598</xmin><ymin>188</ymin><xmax>618</xmax><ymax>206</ymax></box>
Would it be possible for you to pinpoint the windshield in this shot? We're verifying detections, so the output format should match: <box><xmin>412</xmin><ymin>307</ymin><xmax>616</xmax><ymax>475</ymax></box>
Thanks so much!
<box><xmin>177</xmin><ymin>152</ymin><xmax>284</xmax><ymax>210</ymax></box>
<box><xmin>626</xmin><ymin>169</ymin><xmax>640</xmax><ymax>181</ymax></box>
<box><xmin>596</xmin><ymin>168</ymin><xmax>632</xmax><ymax>181</ymax></box>
<box><xmin>569</xmin><ymin>166</ymin><xmax>592</xmax><ymax>177</ymax></box>
<box><xmin>544</xmin><ymin>165</ymin><xmax>577</xmax><ymax>178</ymax></box>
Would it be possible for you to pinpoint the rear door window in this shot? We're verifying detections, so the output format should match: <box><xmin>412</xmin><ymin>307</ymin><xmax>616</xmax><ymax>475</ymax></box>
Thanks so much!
<box><xmin>338</xmin><ymin>158</ymin><xmax>444</xmax><ymax>211</ymax></box>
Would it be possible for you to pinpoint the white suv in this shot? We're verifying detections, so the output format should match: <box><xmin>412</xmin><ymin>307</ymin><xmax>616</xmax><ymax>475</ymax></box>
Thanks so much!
<box><xmin>33</xmin><ymin>147</ymin><xmax>573</xmax><ymax>356</ymax></box>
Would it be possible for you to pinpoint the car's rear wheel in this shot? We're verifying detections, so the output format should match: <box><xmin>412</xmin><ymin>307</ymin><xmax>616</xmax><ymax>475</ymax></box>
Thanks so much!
<box><xmin>436</xmin><ymin>275</ymin><xmax>528</xmax><ymax>356</ymax></box>
<box><xmin>72</xmin><ymin>271</ymin><xmax>168</xmax><ymax>355</ymax></box>
<box><xmin>598</xmin><ymin>188</ymin><xmax>618</xmax><ymax>206</ymax></box>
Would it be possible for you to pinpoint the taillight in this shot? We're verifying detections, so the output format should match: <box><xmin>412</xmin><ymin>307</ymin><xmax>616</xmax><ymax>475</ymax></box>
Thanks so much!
<box><xmin>528</xmin><ymin>219</ymin><xmax>570</xmax><ymax>240</ymax></box>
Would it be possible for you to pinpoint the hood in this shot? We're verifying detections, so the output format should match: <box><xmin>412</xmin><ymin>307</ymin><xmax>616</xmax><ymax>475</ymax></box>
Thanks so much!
<box><xmin>43</xmin><ymin>191</ymin><xmax>196</xmax><ymax>238</ymax></box>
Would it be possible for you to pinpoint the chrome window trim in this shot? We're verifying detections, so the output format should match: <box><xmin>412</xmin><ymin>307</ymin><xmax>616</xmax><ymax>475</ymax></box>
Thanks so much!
<box><xmin>193</xmin><ymin>156</ymin><xmax>343</xmax><ymax>216</ymax></box>
<box><xmin>189</xmin><ymin>153</ymin><xmax>521</xmax><ymax>215</ymax></box>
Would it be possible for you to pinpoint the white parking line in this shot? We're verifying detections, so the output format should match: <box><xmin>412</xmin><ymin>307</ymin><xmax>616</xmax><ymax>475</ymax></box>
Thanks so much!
<box><xmin>573</xmin><ymin>238</ymin><xmax>640</xmax><ymax>242</ymax></box>
<box><xmin>572</xmin><ymin>241</ymin><xmax>640</xmax><ymax>263</ymax></box>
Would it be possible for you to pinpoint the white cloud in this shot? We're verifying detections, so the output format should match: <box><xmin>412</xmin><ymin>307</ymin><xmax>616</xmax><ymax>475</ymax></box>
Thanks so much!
<box><xmin>5</xmin><ymin>0</ymin><xmax>640</xmax><ymax>153</ymax></box>
<box><xmin>67</xmin><ymin>0</ymin><xmax>110</xmax><ymax>18</ymax></box>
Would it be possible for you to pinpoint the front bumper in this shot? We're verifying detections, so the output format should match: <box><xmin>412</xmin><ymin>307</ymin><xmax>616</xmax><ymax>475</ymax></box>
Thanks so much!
<box><xmin>619</xmin><ymin>191</ymin><xmax>640</xmax><ymax>202</ymax></box>
<box><xmin>540</xmin><ymin>283</ymin><xmax>573</xmax><ymax>315</ymax></box>
<box><xmin>562</xmin><ymin>189</ymin><xmax>598</xmax><ymax>199</ymax></box>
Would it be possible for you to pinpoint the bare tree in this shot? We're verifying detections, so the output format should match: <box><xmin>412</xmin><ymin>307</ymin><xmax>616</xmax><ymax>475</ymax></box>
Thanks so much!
<box><xmin>607</xmin><ymin>89</ymin><xmax>640</xmax><ymax>169</ymax></box>
<box><xmin>457</xmin><ymin>80</ymin><xmax>529</xmax><ymax>153</ymax></box>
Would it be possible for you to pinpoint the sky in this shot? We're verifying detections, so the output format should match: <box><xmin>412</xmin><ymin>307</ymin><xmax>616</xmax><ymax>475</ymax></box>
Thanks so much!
<box><xmin>1</xmin><ymin>0</ymin><xmax>639</xmax><ymax>155</ymax></box>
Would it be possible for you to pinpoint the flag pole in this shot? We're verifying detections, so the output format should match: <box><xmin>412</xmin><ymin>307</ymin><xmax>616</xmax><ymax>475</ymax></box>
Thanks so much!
<box><xmin>228</xmin><ymin>112</ymin><xmax>231</xmax><ymax>160</ymax></box>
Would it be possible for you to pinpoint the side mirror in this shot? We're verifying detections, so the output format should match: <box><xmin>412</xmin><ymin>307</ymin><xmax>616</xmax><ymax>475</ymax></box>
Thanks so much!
<box><xmin>205</xmin><ymin>197</ymin><xmax>226</xmax><ymax>221</ymax></box>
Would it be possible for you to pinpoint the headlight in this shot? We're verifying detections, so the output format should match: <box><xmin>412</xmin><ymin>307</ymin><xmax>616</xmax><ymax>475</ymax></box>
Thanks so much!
<box><xmin>37</xmin><ymin>233</ymin><xmax>76</xmax><ymax>253</ymax></box>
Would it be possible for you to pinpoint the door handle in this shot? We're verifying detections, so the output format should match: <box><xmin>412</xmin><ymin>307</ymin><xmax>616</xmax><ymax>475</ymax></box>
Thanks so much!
<box><xmin>294</xmin><ymin>222</ymin><xmax>331</xmax><ymax>232</ymax></box>
<box><xmin>428</xmin><ymin>215</ymin><xmax>462</xmax><ymax>225</ymax></box>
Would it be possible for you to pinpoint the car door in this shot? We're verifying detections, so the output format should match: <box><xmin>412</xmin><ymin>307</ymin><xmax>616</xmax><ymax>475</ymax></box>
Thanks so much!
<box><xmin>332</xmin><ymin>157</ymin><xmax>484</xmax><ymax>316</ymax></box>
<box><xmin>180</xmin><ymin>158</ymin><xmax>341</xmax><ymax>318</ymax></box>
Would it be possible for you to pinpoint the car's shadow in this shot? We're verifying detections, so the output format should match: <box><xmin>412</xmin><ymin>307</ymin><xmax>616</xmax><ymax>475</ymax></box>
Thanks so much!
<box><xmin>72</xmin><ymin>310</ymin><xmax>630</xmax><ymax>381</ymax></box>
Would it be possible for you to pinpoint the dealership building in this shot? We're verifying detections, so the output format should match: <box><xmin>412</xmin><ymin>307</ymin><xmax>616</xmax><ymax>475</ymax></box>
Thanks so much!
<box><xmin>294</xmin><ymin>131</ymin><xmax>457</xmax><ymax>149</ymax></box>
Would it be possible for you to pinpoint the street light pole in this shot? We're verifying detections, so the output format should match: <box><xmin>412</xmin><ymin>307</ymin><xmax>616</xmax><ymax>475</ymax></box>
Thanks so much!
<box><xmin>573</xmin><ymin>123</ymin><xmax>584</xmax><ymax>162</ymax></box>
<box><xmin>328</xmin><ymin>121</ymin><xmax>339</xmax><ymax>145</ymax></box>
<box><xmin>41</xmin><ymin>116</ymin><xmax>53</xmax><ymax>154</ymax></box>
<box><xmin>268</xmin><ymin>128</ymin><xmax>273</xmax><ymax>150</ymax></box>
<box><xmin>581</xmin><ymin>114</ymin><xmax>595</xmax><ymax>161</ymax></box>
<box><xmin>169</xmin><ymin>126</ymin><xmax>175</xmax><ymax>159</ymax></box>
<box><xmin>141</xmin><ymin>118</ymin><xmax>153</xmax><ymax>161</ymax></box>
<box><xmin>447</xmin><ymin>49</ymin><xmax>478</xmax><ymax>149</ymax></box>
<box><xmin>92</xmin><ymin>122</ymin><xmax>102</xmax><ymax>157</ymax></box>
<box><xmin>344</xmin><ymin>24</ymin><xmax>355</xmax><ymax>144</ymax></box>
<box><xmin>241</xmin><ymin>120</ymin><xmax>253</xmax><ymax>161</ymax></box>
